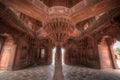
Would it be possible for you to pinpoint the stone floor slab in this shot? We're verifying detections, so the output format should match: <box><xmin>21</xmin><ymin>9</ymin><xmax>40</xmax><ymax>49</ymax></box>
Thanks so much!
<box><xmin>0</xmin><ymin>65</ymin><xmax>120</xmax><ymax>80</ymax></box>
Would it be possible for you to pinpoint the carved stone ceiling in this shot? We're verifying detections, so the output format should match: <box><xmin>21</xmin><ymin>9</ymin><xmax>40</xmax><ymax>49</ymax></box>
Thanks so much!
<box><xmin>0</xmin><ymin>0</ymin><xmax>120</xmax><ymax>45</ymax></box>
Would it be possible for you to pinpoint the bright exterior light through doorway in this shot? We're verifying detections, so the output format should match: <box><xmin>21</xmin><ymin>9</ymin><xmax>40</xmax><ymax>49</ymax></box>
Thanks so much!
<box><xmin>113</xmin><ymin>41</ymin><xmax>120</xmax><ymax>68</ymax></box>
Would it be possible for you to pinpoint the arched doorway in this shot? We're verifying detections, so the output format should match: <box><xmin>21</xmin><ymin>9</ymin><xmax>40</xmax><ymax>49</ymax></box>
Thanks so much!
<box><xmin>113</xmin><ymin>41</ymin><xmax>120</xmax><ymax>68</ymax></box>
<box><xmin>52</xmin><ymin>47</ymin><xmax>65</xmax><ymax>65</ymax></box>
<box><xmin>52</xmin><ymin>47</ymin><xmax>56</xmax><ymax>65</ymax></box>
<box><xmin>61</xmin><ymin>48</ymin><xmax>65</xmax><ymax>65</ymax></box>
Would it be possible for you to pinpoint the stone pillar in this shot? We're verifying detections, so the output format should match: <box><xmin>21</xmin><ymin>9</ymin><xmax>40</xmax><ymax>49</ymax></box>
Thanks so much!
<box><xmin>53</xmin><ymin>46</ymin><xmax>64</xmax><ymax>80</ymax></box>
<box><xmin>0</xmin><ymin>36</ymin><xmax>17</xmax><ymax>70</ymax></box>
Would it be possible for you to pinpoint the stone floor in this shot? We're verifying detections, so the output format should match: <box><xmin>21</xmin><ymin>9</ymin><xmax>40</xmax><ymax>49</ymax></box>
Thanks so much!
<box><xmin>63</xmin><ymin>65</ymin><xmax>120</xmax><ymax>80</ymax></box>
<box><xmin>0</xmin><ymin>64</ymin><xmax>120</xmax><ymax>80</ymax></box>
<box><xmin>0</xmin><ymin>65</ymin><xmax>54</xmax><ymax>80</ymax></box>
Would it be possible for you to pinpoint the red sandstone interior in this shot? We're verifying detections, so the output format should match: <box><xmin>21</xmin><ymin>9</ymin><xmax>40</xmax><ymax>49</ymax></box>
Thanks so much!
<box><xmin>0</xmin><ymin>0</ymin><xmax>120</xmax><ymax>79</ymax></box>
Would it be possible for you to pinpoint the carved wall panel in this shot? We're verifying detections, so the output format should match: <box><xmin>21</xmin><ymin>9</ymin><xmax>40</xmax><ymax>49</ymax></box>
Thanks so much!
<box><xmin>28</xmin><ymin>38</ymin><xmax>53</xmax><ymax>65</ymax></box>
<box><xmin>13</xmin><ymin>37</ymin><xmax>30</xmax><ymax>70</ymax></box>
<box><xmin>64</xmin><ymin>37</ymin><xmax>100</xmax><ymax>68</ymax></box>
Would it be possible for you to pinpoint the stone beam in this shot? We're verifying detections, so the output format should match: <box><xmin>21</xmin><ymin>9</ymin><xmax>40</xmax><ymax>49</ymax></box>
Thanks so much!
<box><xmin>80</xmin><ymin>8</ymin><xmax>120</xmax><ymax>39</ymax></box>
<box><xmin>71</xmin><ymin>0</ymin><xmax>120</xmax><ymax>24</ymax></box>
<box><xmin>1</xmin><ymin>0</ymin><xmax>47</xmax><ymax>22</ymax></box>
<box><xmin>0</xmin><ymin>22</ymin><xmax>24</xmax><ymax>36</ymax></box>
<box><xmin>0</xmin><ymin>2</ymin><xmax>35</xmax><ymax>36</ymax></box>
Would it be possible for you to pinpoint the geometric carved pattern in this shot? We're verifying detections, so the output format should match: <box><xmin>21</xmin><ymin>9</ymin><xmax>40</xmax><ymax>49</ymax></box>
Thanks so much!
<box><xmin>44</xmin><ymin>17</ymin><xmax>75</xmax><ymax>45</ymax></box>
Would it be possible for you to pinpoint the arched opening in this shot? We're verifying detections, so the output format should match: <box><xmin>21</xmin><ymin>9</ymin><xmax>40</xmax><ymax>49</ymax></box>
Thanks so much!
<box><xmin>61</xmin><ymin>48</ymin><xmax>65</xmax><ymax>65</ymax></box>
<box><xmin>113</xmin><ymin>40</ymin><xmax>120</xmax><ymax>68</ymax></box>
<box><xmin>35</xmin><ymin>48</ymin><xmax>47</xmax><ymax>65</ymax></box>
<box><xmin>52</xmin><ymin>47</ymin><xmax>65</xmax><ymax>65</ymax></box>
<box><xmin>52</xmin><ymin>47</ymin><xmax>56</xmax><ymax>65</ymax></box>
